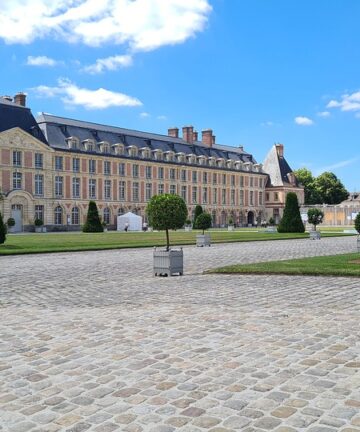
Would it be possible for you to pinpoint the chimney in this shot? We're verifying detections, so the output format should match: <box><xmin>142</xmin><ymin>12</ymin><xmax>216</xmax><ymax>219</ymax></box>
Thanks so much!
<box><xmin>182</xmin><ymin>125</ymin><xmax>194</xmax><ymax>144</ymax></box>
<box><xmin>14</xmin><ymin>92</ymin><xmax>26</xmax><ymax>107</ymax></box>
<box><xmin>275</xmin><ymin>143</ymin><xmax>284</xmax><ymax>157</ymax></box>
<box><xmin>168</xmin><ymin>127</ymin><xmax>179</xmax><ymax>138</ymax></box>
<box><xmin>212</xmin><ymin>135</ymin><xmax>216</xmax><ymax>145</ymax></box>
<box><xmin>193</xmin><ymin>131</ymin><xmax>198</xmax><ymax>142</ymax></box>
<box><xmin>202</xmin><ymin>129</ymin><xmax>213</xmax><ymax>147</ymax></box>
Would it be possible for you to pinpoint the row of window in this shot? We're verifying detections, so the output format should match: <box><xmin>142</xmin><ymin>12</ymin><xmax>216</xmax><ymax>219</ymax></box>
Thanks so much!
<box><xmin>43</xmin><ymin>205</ymin><xmax>126</xmax><ymax>225</ymax></box>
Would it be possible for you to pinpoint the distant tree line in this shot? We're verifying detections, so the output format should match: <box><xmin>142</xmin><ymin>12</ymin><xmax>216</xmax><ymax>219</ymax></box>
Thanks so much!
<box><xmin>294</xmin><ymin>168</ymin><xmax>348</xmax><ymax>205</ymax></box>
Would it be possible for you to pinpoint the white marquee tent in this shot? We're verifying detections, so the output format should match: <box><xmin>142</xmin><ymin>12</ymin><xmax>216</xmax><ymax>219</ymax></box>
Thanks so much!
<box><xmin>117</xmin><ymin>212</ymin><xmax>142</xmax><ymax>231</ymax></box>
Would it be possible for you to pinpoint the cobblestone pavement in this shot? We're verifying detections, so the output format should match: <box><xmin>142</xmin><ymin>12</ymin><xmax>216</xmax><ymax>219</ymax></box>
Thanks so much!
<box><xmin>0</xmin><ymin>236</ymin><xmax>359</xmax><ymax>432</ymax></box>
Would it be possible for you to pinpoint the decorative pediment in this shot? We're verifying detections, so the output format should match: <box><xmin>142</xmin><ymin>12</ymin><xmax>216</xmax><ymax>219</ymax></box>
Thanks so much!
<box><xmin>0</xmin><ymin>127</ymin><xmax>53</xmax><ymax>152</ymax></box>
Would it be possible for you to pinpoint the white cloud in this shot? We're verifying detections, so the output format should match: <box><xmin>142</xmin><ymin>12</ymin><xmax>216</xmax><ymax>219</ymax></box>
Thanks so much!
<box><xmin>294</xmin><ymin>116</ymin><xmax>314</xmax><ymax>126</ymax></box>
<box><xmin>314</xmin><ymin>158</ymin><xmax>358</xmax><ymax>176</ymax></box>
<box><xmin>317</xmin><ymin>111</ymin><xmax>330</xmax><ymax>118</ymax></box>
<box><xmin>82</xmin><ymin>54</ymin><xmax>133</xmax><ymax>74</ymax></box>
<box><xmin>261</xmin><ymin>121</ymin><xmax>274</xmax><ymax>127</ymax></box>
<box><xmin>157</xmin><ymin>115</ymin><xmax>167</xmax><ymax>120</ymax></box>
<box><xmin>27</xmin><ymin>55</ymin><xmax>60</xmax><ymax>67</ymax></box>
<box><xmin>0</xmin><ymin>0</ymin><xmax>211</xmax><ymax>51</ymax></box>
<box><xmin>31</xmin><ymin>78</ymin><xmax>142</xmax><ymax>109</ymax></box>
<box><xmin>327</xmin><ymin>91</ymin><xmax>360</xmax><ymax>113</ymax></box>
<box><xmin>140</xmin><ymin>112</ymin><xmax>150</xmax><ymax>118</ymax></box>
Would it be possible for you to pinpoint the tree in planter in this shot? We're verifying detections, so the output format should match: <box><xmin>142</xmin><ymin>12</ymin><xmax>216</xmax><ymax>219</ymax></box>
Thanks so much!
<box><xmin>194</xmin><ymin>205</ymin><xmax>203</xmax><ymax>224</ymax></box>
<box><xmin>147</xmin><ymin>194</ymin><xmax>187</xmax><ymax>251</ymax></box>
<box><xmin>355</xmin><ymin>213</ymin><xmax>360</xmax><ymax>234</ymax></box>
<box><xmin>194</xmin><ymin>212</ymin><xmax>212</xmax><ymax>234</ymax></box>
<box><xmin>7</xmin><ymin>218</ymin><xmax>15</xmax><ymax>229</ymax></box>
<box><xmin>83</xmin><ymin>201</ymin><xmax>103</xmax><ymax>233</ymax></box>
<box><xmin>34</xmin><ymin>218</ymin><xmax>43</xmax><ymax>227</ymax></box>
<box><xmin>277</xmin><ymin>192</ymin><xmax>305</xmax><ymax>233</ymax></box>
<box><xmin>268</xmin><ymin>217</ymin><xmax>275</xmax><ymax>226</ymax></box>
<box><xmin>307</xmin><ymin>208</ymin><xmax>324</xmax><ymax>231</ymax></box>
<box><xmin>0</xmin><ymin>212</ymin><xmax>6</xmax><ymax>244</ymax></box>
<box><xmin>228</xmin><ymin>217</ymin><xmax>234</xmax><ymax>226</ymax></box>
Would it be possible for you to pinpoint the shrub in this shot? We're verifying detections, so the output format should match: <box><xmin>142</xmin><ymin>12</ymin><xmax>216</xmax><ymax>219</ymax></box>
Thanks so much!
<box><xmin>7</xmin><ymin>217</ymin><xmax>15</xmax><ymax>227</ymax></box>
<box><xmin>277</xmin><ymin>192</ymin><xmax>305</xmax><ymax>233</ymax></box>
<box><xmin>185</xmin><ymin>219</ymin><xmax>192</xmax><ymax>226</ymax></box>
<box><xmin>0</xmin><ymin>212</ymin><xmax>6</xmax><ymax>244</ymax></box>
<box><xmin>268</xmin><ymin>217</ymin><xmax>275</xmax><ymax>226</ymax></box>
<box><xmin>83</xmin><ymin>201</ymin><xmax>104</xmax><ymax>233</ymax></box>
<box><xmin>228</xmin><ymin>217</ymin><xmax>234</xmax><ymax>225</ymax></box>
<box><xmin>147</xmin><ymin>194</ymin><xmax>187</xmax><ymax>250</ymax></box>
<box><xmin>34</xmin><ymin>218</ymin><xmax>43</xmax><ymax>227</ymax></box>
<box><xmin>194</xmin><ymin>205</ymin><xmax>203</xmax><ymax>223</ymax></box>
<box><xmin>307</xmin><ymin>208</ymin><xmax>324</xmax><ymax>231</ymax></box>
<box><xmin>193</xmin><ymin>212</ymin><xmax>212</xmax><ymax>234</ymax></box>
<box><xmin>355</xmin><ymin>213</ymin><xmax>360</xmax><ymax>234</ymax></box>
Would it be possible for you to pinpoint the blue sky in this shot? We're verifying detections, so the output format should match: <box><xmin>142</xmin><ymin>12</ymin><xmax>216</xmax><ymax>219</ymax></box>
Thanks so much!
<box><xmin>1</xmin><ymin>0</ymin><xmax>359</xmax><ymax>191</ymax></box>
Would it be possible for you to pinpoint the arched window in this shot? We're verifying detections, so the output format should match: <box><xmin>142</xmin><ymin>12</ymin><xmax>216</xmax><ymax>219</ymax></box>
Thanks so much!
<box><xmin>54</xmin><ymin>206</ymin><xmax>63</xmax><ymax>225</ymax></box>
<box><xmin>118</xmin><ymin>207</ymin><xmax>125</xmax><ymax>216</ymax></box>
<box><xmin>103</xmin><ymin>207</ymin><xmax>110</xmax><ymax>225</ymax></box>
<box><xmin>71</xmin><ymin>207</ymin><xmax>80</xmax><ymax>225</ymax></box>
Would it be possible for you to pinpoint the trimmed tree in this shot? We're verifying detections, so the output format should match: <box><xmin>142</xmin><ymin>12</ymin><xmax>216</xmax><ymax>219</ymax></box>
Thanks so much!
<box><xmin>307</xmin><ymin>208</ymin><xmax>324</xmax><ymax>231</ymax></box>
<box><xmin>277</xmin><ymin>192</ymin><xmax>305</xmax><ymax>233</ymax></box>
<box><xmin>194</xmin><ymin>212</ymin><xmax>212</xmax><ymax>234</ymax></box>
<box><xmin>0</xmin><ymin>212</ymin><xmax>6</xmax><ymax>244</ymax></box>
<box><xmin>83</xmin><ymin>201</ymin><xmax>103</xmax><ymax>233</ymax></box>
<box><xmin>355</xmin><ymin>212</ymin><xmax>360</xmax><ymax>234</ymax></box>
<box><xmin>194</xmin><ymin>205</ymin><xmax>203</xmax><ymax>223</ymax></box>
<box><xmin>147</xmin><ymin>194</ymin><xmax>187</xmax><ymax>251</ymax></box>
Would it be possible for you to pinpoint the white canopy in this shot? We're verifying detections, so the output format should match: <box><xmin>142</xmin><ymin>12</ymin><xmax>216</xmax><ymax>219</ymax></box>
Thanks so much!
<box><xmin>117</xmin><ymin>212</ymin><xmax>142</xmax><ymax>231</ymax></box>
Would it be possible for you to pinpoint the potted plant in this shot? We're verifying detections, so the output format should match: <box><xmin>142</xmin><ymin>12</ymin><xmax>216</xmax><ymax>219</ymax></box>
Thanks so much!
<box><xmin>307</xmin><ymin>208</ymin><xmax>324</xmax><ymax>240</ymax></box>
<box><xmin>102</xmin><ymin>221</ymin><xmax>108</xmax><ymax>232</ymax></box>
<box><xmin>34</xmin><ymin>218</ymin><xmax>44</xmax><ymax>233</ymax></box>
<box><xmin>354</xmin><ymin>212</ymin><xmax>360</xmax><ymax>252</ymax></box>
<box><xmin>0</xmin><ymin>212</ymin><xmax>6</xmax><ymax>244</ymax></box>
<box><xmin>228</xmin><ymin>217</ymin><xmax>234</xmax><ymax>231</ymax></box>
<box><xmin>185</xmin><ymin>218</ymin><xmax>192</xmax><ymax>232</ymax></box>
<box><xmin>7</xmin><ymin>217</ymin><xmax>16</xmax><ymax>233</ymax></box>
<box><xmin>265</xmin><ymin>216</ymin><xmax>277</xmax><ymax>233</ymax></box>
<box><xmin>147</xmin><ymin>194</ymin><xmax>187</xmax><ymax>276</ymax></box>
<box><xmin>194</xmin><ymin>212</ymin><xmax>212</xmax><ymax>247</ymax></box>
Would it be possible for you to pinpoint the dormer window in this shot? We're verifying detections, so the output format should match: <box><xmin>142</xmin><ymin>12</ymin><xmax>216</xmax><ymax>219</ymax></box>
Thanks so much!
<box><xmin>217</xmin><ymin>158</ymin><xmax>225</xmax><ymax>168</ymax></box>
<box><xmin>83</xmin><ymin>139</ymin><xmax>95</xmax><ymax>152</ymax></box>
<box><xmin>244</xmin><ymin>162</ymin><xmax>253</xmax><ymax>171</ymax></box>
<box><xmin>99</xmin><ymin>141</ymin><xmax>110</xmax><ymax>154</ymax></box>
<box><xmin>164</xmin><ymin>151</ymin><xmax>175</xmax><ymax>162</ymax></box>
<box><xmin>235</xmin><ymin>161</ymin><xmax>243</xmax><ymax>170</ymax></box>
<box><xmin>139</xmin><ymin>147</ymin><xmax>150</xmax><ymax>159</ymax></box>
<box><xmin>66</xmin><ymin>136</ymin><xmax>79</xmax><ymax>149</ymax></box>
<box><xmin>176</xmin><ymin>152</ymin><xmax>185</xmax><ymax>163</ymax></box>
<box><xmin>208</xmin><ymin>157</ymin><xmax>216</xmax><ymax>167</ymax></box>
<box><xmin>187</xmin><ymin>153</ymin><xmax>196</xmax><ymax>164</ymax></box>
<box><xmin>127</xmin><ymin>145</ymin><xmax>138</xmax><ymax>157</ymax></box>
<box><xmin>227</xmin><ymin>159</ymin><xmax>234</xmax><ymax>169</ymax></box>
<box><xmin>113</xmin><ymin>143</ymin><xmax>125</xmax><ymax>155</ymax></box>
<box><xmin>152</xmin><ymin>149</ymin><xmax>163</xmax><ymax>161</ymax></box>
<box><xmin>198</xmin><ymin>155</ymin><xmax>207</xmax><ymax>166</ymax></box>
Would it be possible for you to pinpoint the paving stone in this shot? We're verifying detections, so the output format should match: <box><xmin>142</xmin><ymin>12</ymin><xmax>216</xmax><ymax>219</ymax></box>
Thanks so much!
<box><xmin>254</xmin><ymin>416</ymin><xmax>281</xmax><ymax>429</ymax></box>
<box><xmin>271</xmin><ymin>406</ymin><xmax>296</xmax><ymax>418</ymax></box>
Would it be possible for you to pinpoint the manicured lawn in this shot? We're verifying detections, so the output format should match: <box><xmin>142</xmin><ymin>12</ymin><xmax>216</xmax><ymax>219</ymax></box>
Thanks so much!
<box><xmin>209</xmin><ymin>252</ymin><xmax>360</xmax><ymax>277</ymax></box>
<box><xmin>0</xmin><ymin>229</ymin><xmax>354</xmax><ymax>255</ymax></box>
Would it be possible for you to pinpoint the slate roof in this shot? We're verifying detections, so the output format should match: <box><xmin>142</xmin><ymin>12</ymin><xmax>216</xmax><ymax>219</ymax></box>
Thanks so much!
<box><xmin>36</xmin><ymin>113</ymin><xmax>257</xmax><ymax>164</ymax></box>
<box><xmin>263</xmin><ymin>144</ymin><xmax>299</xmax><ymax>187</ymax></box>
<box><xmin>0</xmin><ymin>97</ymin><xmax>47</xmax><ymax>144</ymax></box>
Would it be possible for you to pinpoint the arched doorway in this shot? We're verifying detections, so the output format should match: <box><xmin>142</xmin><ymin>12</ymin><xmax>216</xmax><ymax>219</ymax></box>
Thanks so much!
<box><xmin>247</xmin><ymin>211</ymin><xmax>254</xmax><ymax>226</ymax></box>
<box><xmin>11</xmin><ymin>204</ymin><xmax>23</xmax><ymax>232</ymax></box>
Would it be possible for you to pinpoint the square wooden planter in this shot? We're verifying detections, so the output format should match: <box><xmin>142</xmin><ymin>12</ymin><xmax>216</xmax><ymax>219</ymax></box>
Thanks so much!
<box><xmin>309</xmin><ymin>231</ymin><xmax>321</xmax><ymax>240</ymax></box>
<box><xmin>196</xmin><ymin>234</ymin><xmax>211</xmax><ymax>247</ymax></box>
<box><xmin>153</xmin><ymin>248</ymin><xmax>183</xmax><ymax>276</ymax></box>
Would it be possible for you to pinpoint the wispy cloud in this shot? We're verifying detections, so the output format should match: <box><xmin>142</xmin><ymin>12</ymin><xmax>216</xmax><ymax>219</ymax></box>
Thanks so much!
<box><xmin>140</xmin><ymin>112</ymin><xmax>150</xmax><ymax>118</ymax></box>
<box><xmin>314</xmin><ymin>158</ymin><xmax>358</xmax><ymax>176</ymax></box>
<box><xmin>82</xmin><ymin>54</ymin><xmax>133</xmax><ymax>74</ymax></box>
<box><xmin>294</xmin><ymin>116</ymin><xmax>314</xmax><ymax>126</ymax></box>
<box><xmin>327</xmin><ymin>91</ymin><xmax>360</xmax><ymax>114</ymax></box>
<box><xmin>317</xmin><ymin>111</ymin><xmax>330</xmax><ymax>118</ymax></box>
<box><xmin>31</xmin><ymin>78</ymin><xmax>142</xmax><ymax>110</ymax></box>
<box><xmin>27</xmin><ymin>55</ymin><xmax>61</xmax><ymax>67</ymax></box>
<box><xmin>157</xmin><ymin>115</ymin><xmax>167</xmax><ymax>121</ymax></box>
<box><xmin>0</xmin><ymin>0</ymin><xmax>211</xmax><ymax>51</ymax></box>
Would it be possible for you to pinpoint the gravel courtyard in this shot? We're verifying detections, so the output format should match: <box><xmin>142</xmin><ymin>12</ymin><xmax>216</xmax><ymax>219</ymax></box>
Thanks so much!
<box><xmin>0</xmin><ymin>236</ymin><xmax>359</xmax><ymax>432</ymax></box>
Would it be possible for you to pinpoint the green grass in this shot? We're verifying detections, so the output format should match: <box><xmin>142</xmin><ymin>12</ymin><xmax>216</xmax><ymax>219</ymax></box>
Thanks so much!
<box><xmin>0</xmin><ymin>228</ymin><xmax>354</xmax><ymax>256</ymax></box>
<box><xmin>209</xmin><ymin>252</ymin><xmax>360</xmax><ymax>277</ymax></box>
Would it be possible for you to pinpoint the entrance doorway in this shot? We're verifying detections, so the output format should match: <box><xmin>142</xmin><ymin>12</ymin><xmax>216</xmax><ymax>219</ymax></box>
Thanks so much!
<box><xmin>247</xmin><ymin>211</ymin><xmax>254</xmax><ymax>226</ymax></box>
<box><xmin>11</xmin><ymin>204</ymin><xmax>23</xmax><ymax>232</ymax></box>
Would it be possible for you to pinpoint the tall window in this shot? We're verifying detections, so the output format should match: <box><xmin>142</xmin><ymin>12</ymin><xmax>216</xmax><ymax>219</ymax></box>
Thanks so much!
<box><xmin>71</xmin><ymin>207</ymin><xmax>80</xmax><ymax>225</ymax></box>
<box><xmin>239</xmin><ymin>190</ymin><xmax>244</xmax><ymax>205</ymax></box>
<box><xmin>170</xmin><ymin>184</ymin><xmax>176</xmax><ymax>195</ymax></box>
<box><xmin>158</xmin><ymin>184</ymin><xmax>164</xmax><ymax>195</ymax></box>
<box><xmin>119</xmin><ymin>181</ymin><xmax>126</xmax><ymax>201</ymax></box>
<box><xmin>132</xmin><ymin>182</ymin><xmax>139</xmax><ymax>201</ymax></box>
<box><xmin>169</xmin><ymin>168</ymin><xmax>176</xmax><ymax>180</ymax></box>
<box><xmin>119</xmin><ymin>162</ymin><xmax>126</xmax><ymax>176</ymax></box>
<box><xmin>146</xmin><ymin>183</ymin><xmax>152</xmax><ymax>201</ymax></box>
<box><xmin>259</xmin><ymin>192</ymin><xmax>263</xmax><ymax>205</ymax></box>
<box><xmin>35</xmin><ymin>153</ymin><xmax>43</xmax><ymax>169</ymax></box>
<box><xmin>35</xmin><ymin>174</ymin><xmax>44</xmax><ymax>196</ymax></box>
<box><xmin>13</xmin><ymin>151</ymin><xmax>22</xmax><ymax>167</ymax></box>
<box><xmin>192</xmin><ymin>186</ymin><xmax>197</xmax><ymax>203</ymax></box>
<box><xmin>212</xmin><ymin>173</ymin><xmax>217</xmax><ymax>185</ymax></box>
<box><xmin>203</xmin><ymin>187</ymin><xmax>208</xmax><ymax>204</ymax></box>
<box><xmin>54</xmin><ymin>206</ymin><xmax>63</xmax><ymax>225</ymax></box>
<box><xmin>231</xmin><ymin>175</ymin><xmax>235</xmax><ymax>187</ymax></box>
<box><xmin>250</xmin><ymin>177</ymin><xmax>254</xmax><ymax>187</ymax></box>
<box><xmin>158</xmin><ymin>167</ymin><xmax>164</xmax><ymax>179</ymax></box>
<box><xmin>104</xmin><ymin>179</ymin><xmax>111</xmax><ymax>199</ymax></box>
<box><xmin>55</xmin><ymin>176</ymin><xmax>63</xmax><ymax>197</ymax></box>
<box><xmin>222</xmin><ymin>174</ymin><xmax>226</xmax><ymax>185</ymax></box>
<box><xmin>132</xmin><ymin>164</ymin><xmax>139</xmax><ymax>178</ymax></box>
<box><xmin>89</xmin><ymin>179</ymin><xmax>96</xmax><ymax>199</ymax></box>
<box><xmin>274</xmin><ymin>192</ymin><xmax>279</xmax><ymax>201</ymax></box>
<box><xmin>103</xmin><ymin>208</ymin><xmax>110</xmax><ymax>225</ymax></box>
<box><xmin>73</xmin><ymin>158</ymin><xmax>80</xmax><ymax>173</ymax></box>
<box><xmin>259</xmin><ymin>178</ymin><xmax>263</xmax><ymax>188</ymax></box>
<box><xmin>104</xmin><ymin>161</ymin><xmax>111</xmax><ymax>175</ymax></box>
<box><xmin>35</xmin><ymin>205</ymin><xmax>44</xmax><ymax>222</ymax></box>
<box><xmin>213</xmin><ymin>188</ymin><xmax>218</xmax><ymax>204</ymax></box>
<box><xmin>240</xmin><ymin>176</ymin><xmax>244</xmax><ymax>187</ymax></box>
<box><xmin>231</xmin><ymin>189</ymin><xmax>235</xmax><ymax>205</ymax></box>
<box><xmin>89</xmin><ymin>159</ymin><xmax>96</xmax><ymax>174</ymax></box>
<box><xmin>72</xmin><ymin>178</ymin><xmax>80</xmax><ymax>198</ymax></box>
<box><xmin>55</xmin><ymin>156</ymin><xmax>63</xmax><ymax>171</ymax></box>
<box><xmin>181</xmin><ymin>169</ymin><xmax>187</xmax><ymax>182</ymax></box>
<box><xmin>250</xmin><ymin>191</ymin><xmax>254</xmax><ymax>205</ymax></box>
<box><xmin>222</xmin><ymin>189</ymin><xmax>226</xmax><ymax>205</ymax></box>
<box><xmin>192</xmin><ymin>171</ymin><xmax>197</xmax><ymax>183</ymax></box>
<box><xmin>146</xmin><ymin>166</ymin><xmax>152</xmax><ymax>179</ymax></box>
<box><xmin>181</xmin><ymin>185</ymin><xmax>187</xmax><ymax>202</ymax></box>
<box><xmin>203</xmin><ymin>172</ymin><xmax>208</xmax><ymax>184</ymax></box>
<box><xmin>13</xmin><ymin>172</ymin><xmax>22</xmax><ymax>189</ymax></box>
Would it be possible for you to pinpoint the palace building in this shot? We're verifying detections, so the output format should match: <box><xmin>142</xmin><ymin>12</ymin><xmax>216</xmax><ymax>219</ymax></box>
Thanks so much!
<box><xmin>0</xmin><ymin>93</ymin><xmax>303</xmax><ymax>232</ymax></box>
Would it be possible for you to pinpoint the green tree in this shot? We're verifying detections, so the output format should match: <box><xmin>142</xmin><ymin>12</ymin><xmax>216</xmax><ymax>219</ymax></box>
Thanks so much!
<box><xmin>307</xmin><ymin>208</ymin><xmax>324</xmax><ymax>231</ymax></box>
<box><xmin>193</xmin><ymin>212</ymin><xmax>212</xmax><ymax>234</ymax></box>
<box><xmin>83</xmin><ymin>201</ymin><xmax>103</xmax><ymax>233</ymax></box>
<box><xmin>294</xmin><ymin>168</ymin><xmax>320</xmax><ymax>204</ymax></box>
<box><xmin>147</xmin><ymin>194</ymin><xmax>187</xmax><ymax>251</ymax></box>
<box><xmin>194</xmin><ymin>205</ymin><xmax>203</xmax><ymax>223</ymax></box>
<box><xmin>314</xmin><ymin>172</ymin><xmax>348</xmax><ymax>204</ymax></box>
<box><xmin>0</xmin><ymin>212</ymin><xmax>6</xmax><ymax>244</ymax></box>
<box><xmin>354</xmin><ymin>213</ymin><xmax>360</xmax><ymax>234</ymax></box>
<box><xmin>277</xmin><ymin>192</ymin><xmax>305</xmax><ymax>233</ymax></box>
